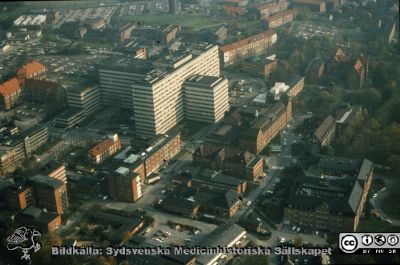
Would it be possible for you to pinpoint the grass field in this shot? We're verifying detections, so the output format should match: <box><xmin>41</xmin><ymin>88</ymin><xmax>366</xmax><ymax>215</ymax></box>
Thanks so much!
<box><xmin>114</xmin><ymin>13</ymin><xmax>218</xmax><ymax>30</ymax></box>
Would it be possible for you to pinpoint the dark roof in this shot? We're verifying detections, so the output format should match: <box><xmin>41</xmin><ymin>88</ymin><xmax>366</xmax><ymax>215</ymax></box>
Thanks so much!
<box><xmin>30</xmin><ymin>174</ymin><xmax>64</xmax><ymax>189</ymax></box>
<box><xmin>313</xmin><ymin>115</ymin><xmax>335</xmax><ymax>143</ymax></box>
<box><xmin>39</xmin><ymin>160</ymin><xmax>64</xmax><ymax>175</ymax></box>
<box><xmin>194</xmin><ymin>188</ymin><xmax>240</xmax><ymax>209</ymax></box>
<box><xmin>161</xmin><ymin>196</ymin><xmax>200</xmax><ymax>211</ymax></box>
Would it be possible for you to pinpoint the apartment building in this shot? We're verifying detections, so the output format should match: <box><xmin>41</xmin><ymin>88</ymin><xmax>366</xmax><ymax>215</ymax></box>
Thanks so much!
<box><xmin>5</xmin><ymin>184</ymin><xmax>35</xmax><ymax>210</ymax></box>
<box><xmin>111</xmin><ymin>130</ymin><xmax>181</xmax><ymax>183</ymax></box>
<box><xmin>39</xmin><ymin>160</ymin><xmax>67</xmax><ymax>184</ymax></box>
<box><xmin>183</xmin><ymin>75</ymin><xmax>229</xmax><ymax>124</ymax></box>
<box><xmin>253</xmin><ymin>0</ymin><xmax>289</xmax><ymax>19</ymax></box>
<box><xmin>313</xmin><ymin>115</ymin><xmax>336</xmax><ymax>147</ymax></box>
<box><xmin>242</xmin><ymin>57</ymin><xmax>277</xmax><ymax>78</ymax></box>
<box><xmin>30</xmin><ymin>174</ymin><xmax>69</xmax><ymax>215</ymax></box>
<box><xmin>265</xmin><ymin>9</ymin><xmax>295</xmax><ymax>28</ymax></box>
<box><xmin>67</xmin><ymin>84</ymin><xmax>101</xmax><ymax>117</ymax></box>
<box><xmin>0</xmin><ymin>125</ymin><xmax>48</xmax><ymax>175</ymax></box>
<box><xmin>88</xmin><ymin>134</ymin><xmax>122</xmax><ymax>164</ymax></box>
<box><xmin>0</xmin><ymin>78</ymin><xmax>22</xmax><ymax>110</ymax></box>
<box><xmin>99</xmin><ymin>58</ymin><xmax>154</xmax><ymax>110</ymax></box>
<box><xmin>284</xmin><ymin>157</ymin><xmax>373</xmax><ymax>232</ymax></box>
<box><xmin>142</xmin><ymin>130</ymin><xmax>181</xmax><ymax>177</ymax></box>
<box><xmin>108</xmin><ymin>166</ymin><xmax>142</xmax><ymax>202</ymax></box>
<box><xmin>193</xmin><ymin>146</ymin><xmax>264</xmax><ymax>181</ymax></box>
<box><xmin>225</xmin><ymin>101</ymin><xmax>292</xmax><ymax>154</ymax></box>
<box><xmin>131</xmin><ymin>44</ymin><xmax>220</xmax><ymax>136</ymax></box>
<box><xmin>16</xmin><ymin>60</ymin><xmax>46</xmax><ymax>85</ymax></box>
<box><xmin>24</xmin><ymin>79</ymin><xmax>66</xmax><ymax>113</ymax></box>
<box><xmin>188</xmin><ymin>168</ymin><xmax>247</xmax><ymax>194</ymax></box>
<box><xmin>220</xmin><ymin>30</ymin><xmax>277</xmax><ymax>66</ymax></box>
<box><xmin>291</xmin><ymin>0</ymin><xmax>326</xmax><ymax>13</ymax></box>
<box><xmin>118</xmin><ymin>23</ymin><xmax>134</xmax><ymax>44</ymax></box>
<box><xmin>225</xmin><ymin>0</ymin><xmax>248</xmax><ymax>7</ymax></box>
<box><xmin>53</xmin><ymin>108</ymin><xmax>86</xmax><ymax>129</ymax></box>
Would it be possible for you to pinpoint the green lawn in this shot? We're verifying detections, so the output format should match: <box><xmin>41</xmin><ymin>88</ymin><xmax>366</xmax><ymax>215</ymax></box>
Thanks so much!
<box><xmin>114</xmin><ymin>13</ymin><xmax>218</xmax><ymax>30</ymax></box>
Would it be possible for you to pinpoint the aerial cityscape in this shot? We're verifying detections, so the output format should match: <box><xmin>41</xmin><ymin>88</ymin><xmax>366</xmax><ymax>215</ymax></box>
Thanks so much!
<box><xmin>0</xmin><ymin>0</ymin><xmax>399</xmax><ymax>264</ymax></box>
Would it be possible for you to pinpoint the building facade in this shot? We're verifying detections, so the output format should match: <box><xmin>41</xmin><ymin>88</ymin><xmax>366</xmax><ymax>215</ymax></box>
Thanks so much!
<box><xmin>108</xmin><ymin>166</ymin><xmax>142</xmax><ymax>202</ymax></box>
<box><xmin>88</xmin><ymin>134</ymin><xmax>122</xmax><ymax>164</ymax></box>
<box><xmin>265</xmin><ymin>9</ymin><xmax>295</xmax><ymax>28</ymax></box>
<box><xmin>183</xmin><ymin>75</ymin><xmax>229</xmax><ymax>124</ymax></box>
<box><xmin>132</xmin><ymin>44</ymin><xmax>220</xmax><ymax>136</ymax></box>
<box><xmin>30</xmin><ymin>174</ymin><xmax>69</xmax><ymax>215</ymax></box>
<box><xmin>67</xmin><ymin>84</ymin><xmax>101</xmax><ymax>117</ymax></box>
<box><xmin>284</xmin><ymin>158</ymin><xmax>373</xmax><ymax>232</ymax></box>
<box><xmin>220</xmin><ymin>30</ymin><xmax>277</xmax><ymax>66</ymax></box>
<box><xmin>242</xmin><ymin>58</ymin><xmax>277</xmax><ymax>78</ymax></box>
<box><xmin>0</xmin><ymin>78</ymin><xmax>22</xmax><ymax>110</ymax></box>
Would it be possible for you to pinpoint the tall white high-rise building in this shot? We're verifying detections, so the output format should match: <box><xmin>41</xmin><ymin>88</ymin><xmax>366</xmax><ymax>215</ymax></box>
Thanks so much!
<box><xmin>183</xmin><ymin>75</ymin><xmax>229</xmax><ymax>124</ymax></box>
<box><xmin>132</xmin><ymin>44</ymin><xmax>220</xmax><ymax>136</ymax></box>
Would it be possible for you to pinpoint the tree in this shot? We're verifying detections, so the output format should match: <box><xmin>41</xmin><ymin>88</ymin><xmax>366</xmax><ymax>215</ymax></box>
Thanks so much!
<box><xmin>294</xmin><ymin>236</ymin><xmax>304</xmax><ymax>247</ymax></box>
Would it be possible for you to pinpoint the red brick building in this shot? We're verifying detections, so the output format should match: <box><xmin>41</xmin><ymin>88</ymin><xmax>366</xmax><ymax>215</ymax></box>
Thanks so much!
<box><xmin>30</xmin><ymin>174</ymin><xmax>69</xmax><ymax>215</ymax></box>
<box><xmin>220</xmin><ymin>30</ymin><xmax>277</xmax><ymax>66</ymax></box>
<box><xmin>88</xmin><ymin>134</ymin><xmax>122</xmax><ymax>164</ymax></box>
<box><xmin>0</xmin><ymin>78</ymin><xmax>22</xmax><ymax>110</ymax></box>
<box><xmin>265</xmin><ymin>9</ymin><xmax>295</xmax><ymax>28</ymax></box>
<box><xmin>5</xmin><ymin>184</ymin><xmax>35</xmax><ymax>210</ymax></box>
<box><xmin>16</xmin><ymin>61</ymin><xmax>46</xmax><ymax>85</ymax></box>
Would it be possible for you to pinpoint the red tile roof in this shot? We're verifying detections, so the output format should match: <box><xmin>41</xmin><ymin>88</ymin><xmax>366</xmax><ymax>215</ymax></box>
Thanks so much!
<box><xmin>0</xmin><ymin>78</ymin><xmax>21</xmax><ymax>96</ymax></box>
<box><xmin>17</xmin><ymin>61</ymin><xmax>46</xmax><ymax>78</ymax></box>
<box><xmin>220</xmin><ymin>30</ymin><xmax>276</xmax><ymax>53</ymax></box>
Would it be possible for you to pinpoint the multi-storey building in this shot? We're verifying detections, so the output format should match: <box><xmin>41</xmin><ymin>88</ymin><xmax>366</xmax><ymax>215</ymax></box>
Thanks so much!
<box><xmin>313</xmin><ymin>115</ymin><xmax>336</xmax><ymax>147</ymax></box>
<box><xmin>24</xmin><ymin>79</ymin><xmax>66</xmax><ymax>115</ymax></box>
<box><xmin>111</xmin><ymin>130</ymin><xmax>181</xmax><ymax>183</ymax></box>
<box><xmin>234</xmin><ymin>101</ymin><xmax>292</xmax><ymax>154</ymax></box>
<box><xmin>67</xmin><ymin>84</ymin><xmax>101</xmax><ymax>117</ymax></box>
<box><xmin>265</xmin><ymin>9</ymin><xmax>295</xmax><ymax>28</ymax></box>
<box><xmin>118</xmin><ymin>23</ymin><xmax>134</xmax><ymax>44</ymax></box>
<box><xmin>0</xmin><ymin>78</ymin><xmax>22</xmax><ymax>110</ymax></box>
<box><xmin>131</xmin><ymin>44</ymin><xmax>220</xmax><ymax>136</ymax></box>
<box><xmin>88</xmin><ymin>134</ymin><xmax>122</xmax><ymax>164</ymax></box>
<box><xmin>183</xmin><ymin>75</ymin><xmax>229</xmax><ymax>124</ymax></box>
<box><xmin>53</xmin><ymin>108</ymin><xmax>86</xmax><ymax>129</ymax></box>
<box><xmin>193</xmin><ymin>146</ymin><xmax>264</xmax><ymax>181</ymax></box>
<box><xmin>30</xmin><ymin>174</ymin><xmax>68</xmax><ymax>215</ymax></box>
<box><xmin>169</xmin><ymin>0</ymin><xmax>179</xmax><ymax>14</ymax></box>
<box><xmin>142</xmin><ymin>130</ymin><xmax>181</xmax><ymax>177</ymax></box>
<box><xmin>220</xmin><ymin>30</ymin><xmax>277</xmax><ymax>66</ymax></box>
<box><xmin>291</xmin><ymin>0</ymin><xmax>326</xmax><ymax>13</ymax></box>
<box><xmin>99</xmin><ymin>58</ymin><xmax>154</xmax><ymax>110</ymax></box>
<box><xmin>16</xmin><ymin>61</ymin><xmax>46</xmax><ymax>85</ymax></box>
<box><xmin>253</xmin><ymin>0</ymin><xmax>289</xmax><ymax>19</ymax></box>
<box><xmin>39</xmin><ymin>160</ymin><xmax>67</xmax><ymax>184</ymax></box>
<box><xmin>108</xmin><ymin>166</ymin><xmax>142</xmax><ymax>202</ymax></box>
<box><xmin>0</xmin><ymin>125</ymin><xmax>48</xmax><ymax>176</ymax></box>
<box><xmin>5</xmin><ymin>184</ymin><xmax>35</xmax><ymax>210</ymax></box>
<box><xmin>284</xmin><ymin>157</ymin><xmax>373</xmax><ymax>232</ymax></box>
<box><xmin>242</xmin><ymin>57</ymin><xmax>277</xmax><ymax>78</ymax></box>
<box><xmin>225</xmin><ymin>0</ymin><xmax>248</xmax><ymax>7</ymax></box>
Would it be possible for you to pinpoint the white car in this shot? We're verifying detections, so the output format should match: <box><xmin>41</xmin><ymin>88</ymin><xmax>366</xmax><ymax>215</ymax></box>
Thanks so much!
<box><xmin>246</xmin><ymin>201</ymin><xmax>252</xmax><ymax>206</ymax></box>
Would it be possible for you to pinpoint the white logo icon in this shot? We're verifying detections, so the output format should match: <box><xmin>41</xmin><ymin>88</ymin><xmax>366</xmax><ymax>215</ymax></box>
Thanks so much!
<box><xmin>6</xmin><ymin>227</ymin><xmax>41</xmax><ymax>260</ymax></box>
<box><xmin>341</xmin><ymin>235</ymin><xmax>358</xmax><ymax>252</ymax></box>
<box><xmin>362</xmin><ymin>235</ymin><xmax>373</xmax><ymax>246</ymax></box>
<box><xmin>374</xmin><ymin>234</ymin><xmax>386</xmax><ymax>246</ymax></box>
<box><xmin>387</xmin><ymin>235</ymin><xmax>399</xmax><ymax>246</ymax></box>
